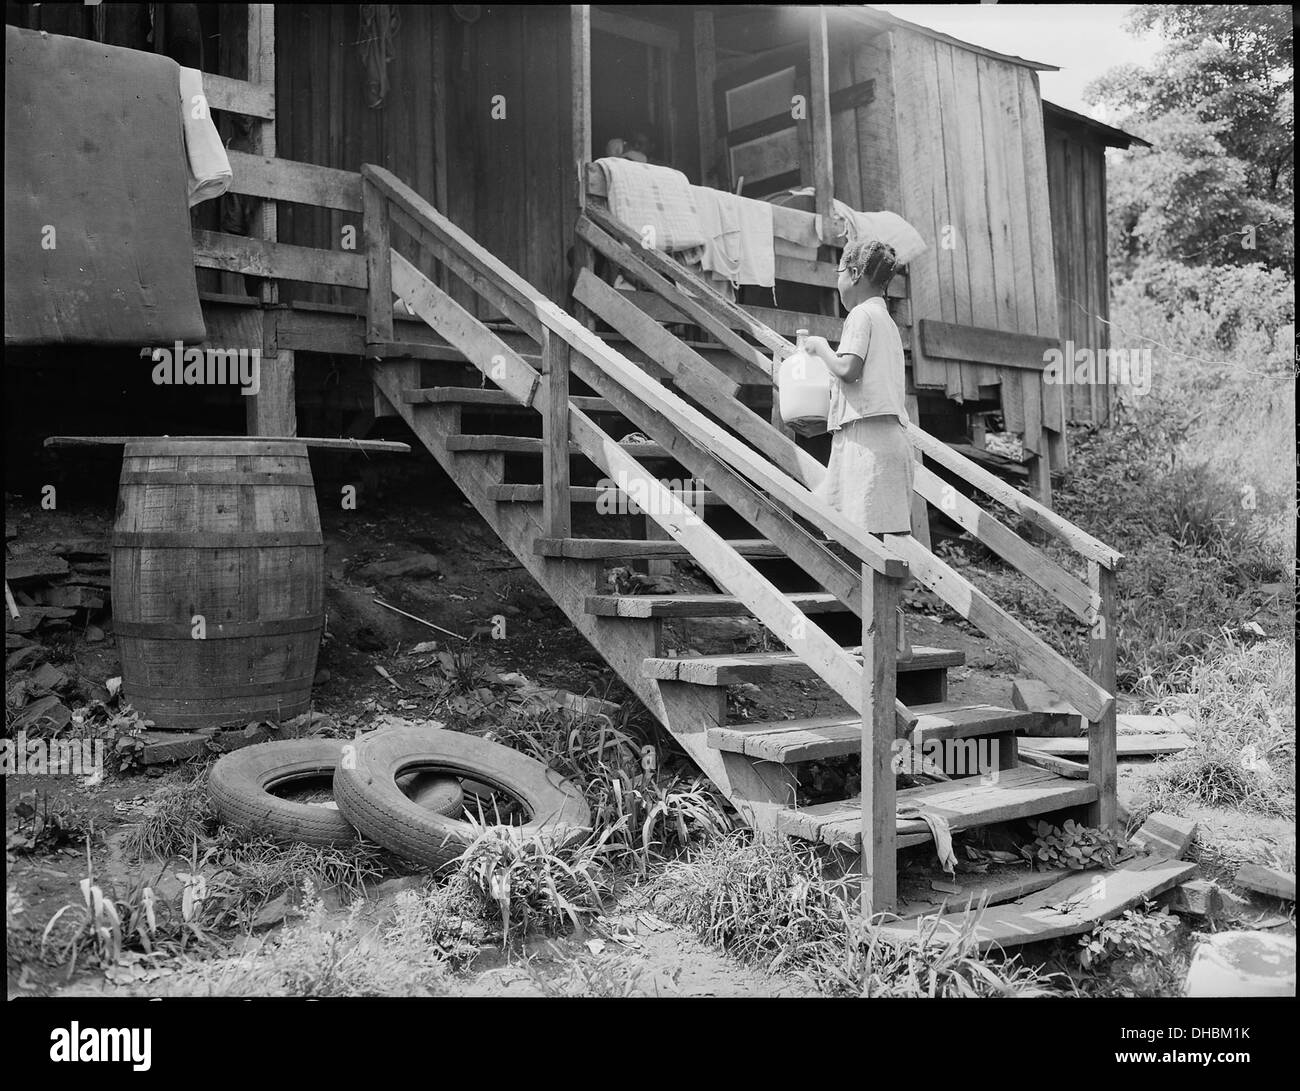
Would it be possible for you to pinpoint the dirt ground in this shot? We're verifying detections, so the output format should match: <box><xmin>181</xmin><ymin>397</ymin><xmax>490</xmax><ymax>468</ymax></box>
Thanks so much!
<box><xmin>6</xmin><ymin>495</ymin><xmax>1295</xmax><ymax>998</ymax></box>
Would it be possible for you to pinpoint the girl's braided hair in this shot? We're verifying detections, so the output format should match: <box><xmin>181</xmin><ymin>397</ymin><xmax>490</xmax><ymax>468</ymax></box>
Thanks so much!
<box><xmin>841</xmin><ymin>239</ymin><xmax>901</xmax><ymax>290</ymax></box>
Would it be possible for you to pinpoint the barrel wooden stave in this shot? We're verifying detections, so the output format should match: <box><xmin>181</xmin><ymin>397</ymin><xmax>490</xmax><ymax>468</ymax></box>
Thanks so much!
<box><xmin>112</xmin><ymin>440</ymin><xmax>324</xmax><ymax>730</ymax></box>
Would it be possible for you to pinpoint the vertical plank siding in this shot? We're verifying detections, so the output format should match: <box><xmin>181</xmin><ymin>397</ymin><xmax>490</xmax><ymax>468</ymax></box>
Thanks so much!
<box><xmin>276</xmin><ymin>5</ymin><xmax>572</xmax><ymax>312</ymax></box>
<box><xmin>1045</xmin><ymin>120</ymin><xmax>1111</xmax><ymax>426</ymax></box>
<box><xmin>891</xmin><ymin>29</ymin><xmax>1065</xmax><ymax>465</ymax></box>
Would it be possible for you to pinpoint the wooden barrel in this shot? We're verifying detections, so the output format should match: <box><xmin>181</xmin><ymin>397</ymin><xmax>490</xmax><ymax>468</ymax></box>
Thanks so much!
<box><xmin>111</xmin><ymin>438</ymin><xmax>324</xmax><ymax>731</ymax></box>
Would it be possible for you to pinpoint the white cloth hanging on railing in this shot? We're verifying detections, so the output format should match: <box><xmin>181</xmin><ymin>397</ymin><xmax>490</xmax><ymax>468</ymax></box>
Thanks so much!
<box><xmin>691</xmin><ymin>185</ymin><xmax>775</xmax><ymax>290</ymax></box>
<box><xmin>179</xmin><ymin>66</ymin><xmax>231</xmax><ymax>207</ymax></box>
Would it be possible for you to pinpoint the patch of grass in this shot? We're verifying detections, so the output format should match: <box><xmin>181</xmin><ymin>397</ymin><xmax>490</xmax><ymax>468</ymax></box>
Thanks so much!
<box><xmin>485</xmin><ymin>705</ymin><xmax>734</xmax><ymax>872</ymax></box>
<box><xmin>121</xmin><ymin>766</ymin><xmax>218</xmax><ymax>861</ymax></box>
<box><xmin>203</xmin><ymin>834</ymin><xmax>390</xmax><ymax>928</ymax></box>
<box><xmin>155</xmin><ymin>884</ymin><xmax>449</xmax><ymax>997</ymax></box>
<box><xmin>1141</xmin><ymin>637</ymin><xmax>1294</xmax><ymax>817</ymax></box>
<box><xmin>652</xmin><ymin>832</ymin><xmax>1066</xmax><ymax>997</ymax></box>
<box><xmin>522</xmin><ymin>947</ymin><xmax>676</xmax><ymax>997</ymax></box>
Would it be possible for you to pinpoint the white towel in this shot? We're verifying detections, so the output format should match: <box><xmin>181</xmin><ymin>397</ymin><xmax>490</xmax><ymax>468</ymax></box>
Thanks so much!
<box><xmin>817</xmin><ymin>197</ymin><xmax>927</xmax><ymax>265</ymax></box>
<box><xmin>179</xmin><ymin>66</ymin><xmax>232</xmax><ymax>207</ymax></box>
<box><xmin>596</xmin><ymin>157</ymin><xmax>704</xmax><ymax>252</ymax></box>
<box><xmin>691</xmin><ymin>186</ymin><xmax>775</xmax><ymax>289</ymax></box>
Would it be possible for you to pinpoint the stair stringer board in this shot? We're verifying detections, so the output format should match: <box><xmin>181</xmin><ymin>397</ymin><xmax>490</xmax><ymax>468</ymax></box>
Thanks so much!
<box><xmin>370</xmin><ymin>365</ymin><xmax>797</xmax><ymax>829</ymax></box>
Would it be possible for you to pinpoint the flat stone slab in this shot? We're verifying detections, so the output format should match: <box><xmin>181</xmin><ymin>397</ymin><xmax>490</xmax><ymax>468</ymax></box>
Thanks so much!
<box><xmin>1185</xmin><ymin>932</ymin><xmax>1296</xmax><ymax>997</ymax></box>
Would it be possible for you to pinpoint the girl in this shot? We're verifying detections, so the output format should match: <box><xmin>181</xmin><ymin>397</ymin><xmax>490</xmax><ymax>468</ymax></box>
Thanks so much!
<box><xmin>802</xmin><ymin>239</ymin><xmax>913</xmax><ymax>537</ymax></box>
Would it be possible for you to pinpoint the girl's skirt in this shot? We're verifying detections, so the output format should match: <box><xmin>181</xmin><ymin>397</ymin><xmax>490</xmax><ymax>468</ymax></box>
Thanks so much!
<box><xmin>815</xmin><ymin>415</ymin><xmax>914</xmax><ymax>534</ymax></box>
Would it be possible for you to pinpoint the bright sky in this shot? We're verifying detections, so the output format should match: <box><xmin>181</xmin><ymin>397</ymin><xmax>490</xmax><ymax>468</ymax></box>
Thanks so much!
<box><xmin>870</xmin><ymin>4</ymin><xmax>1166</xmax><ymax>118</ymax></box>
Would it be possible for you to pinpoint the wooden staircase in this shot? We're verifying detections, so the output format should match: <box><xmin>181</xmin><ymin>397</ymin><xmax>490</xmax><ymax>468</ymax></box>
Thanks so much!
<box><xmin>359</xmin><ymin>164</ymin><xmax>1124</xmax><ymax>913</ymax></box>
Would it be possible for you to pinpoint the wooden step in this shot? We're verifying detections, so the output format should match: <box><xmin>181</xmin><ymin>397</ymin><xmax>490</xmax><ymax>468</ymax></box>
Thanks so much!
<box><xmin>490</xmin><ymin>485</ymin><xmax>724</xmax><ymax>506</ymax></box>
<box><xmin>877</xmin><ymin>855</ymin><xmax>1197</xmax><ymax>951</ymax></box>
<box><xmin>446</xmin><ymin>434</ymin><xmax>670</xmax><ymax>458</ymax></box>
<box><xmin>404</xmin><ymin>387</ymin><xmax>614</xmax><ymax>413</ymax></box>
<box><xmin>536</xmin><ymin>538</ymin><xmax>787</xmax><ymax>560</ymax></box>
<box><xmin>642</xmin><ymin>645</ymin><xmax>964</xmax><ymax>686</ymax></box>
<box><xmin>707</xmin><ymin>702</ymin><xmax>1040</xmax><ymax>763</ymax></box>
<box><xmin>1021</xmin><ymin>733</ymin><xmax>1194</xmax><ymax>759</ymax></box>
<box><xmin>776</xmin><ymin>765</ymin><xmax>1099</xmax><ymax>851</ymax></box>
<box><xmin>586</xmin><ymin>592</ymin><xmax>846</xmax><ymax>618</ymax></box>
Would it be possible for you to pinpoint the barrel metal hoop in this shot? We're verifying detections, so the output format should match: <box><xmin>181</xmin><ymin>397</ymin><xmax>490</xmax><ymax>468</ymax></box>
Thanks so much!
<box><xmin>112</xmin><ymin>532</ymin><xmax>323</xmax><ymax>548</ymax></box>
<box><xmin>124</xmin><ymin>678</ymin><xmax>316</xmax><ymax>700</ymax></box>
<box><xmin>118</xmin><ymin>472</ymin><xmax>316</xmax><ymax>486</ymax></box>
<box><xmin>114</xmin><ymin>616</ymin><xmax>323</xmax><ymax>640</ymax></box>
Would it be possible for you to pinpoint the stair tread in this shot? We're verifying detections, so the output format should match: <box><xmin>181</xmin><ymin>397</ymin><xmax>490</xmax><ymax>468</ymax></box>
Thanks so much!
<box><xmin>405</xmin><ymin>387</ymin><xmax>613</xmax><ymax>412</ymax></box>
<box><xmin>707</xmin><ymin>702</ymin><xmax>1042</xmax><ymax>762</ymax></box>
<box><xmin>490</xmin><ymin>485</ymin><xmax>724</xmax><ymax>505</ymax></box>
<box><xmin>776</xmin><ymin>765</ymin><xmax>1099</xmax><ymax>850</ymax></box>
<box><xmin>446</xmin><ymin>434</ymin><xmax>671</xmax><ymax>457</ymax></box>
<box><xmin>643</xmin><ymin>645</ymin><xmax>965</xmax><ymax>685</ymax></box>
<box><xmin>536</xmin><ymin>538</ymin><xmax>788</xmax><ymax>560</ymax></box>
<box><xmin>586</xmin><ymin>592</ymin><xmax>846</xmax><ymax>618</ymax></box>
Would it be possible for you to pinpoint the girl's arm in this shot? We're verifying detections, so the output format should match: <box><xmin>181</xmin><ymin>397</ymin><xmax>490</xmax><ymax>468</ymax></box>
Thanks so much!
<box><xmin>804</xmin><ymin>335</ymin><xmax>864</xmax><ymax>382</ymax></box>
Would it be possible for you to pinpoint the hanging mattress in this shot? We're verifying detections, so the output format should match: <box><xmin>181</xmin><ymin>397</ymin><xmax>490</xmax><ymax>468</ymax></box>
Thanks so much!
<box><xmin>4</xmin><ymin>26</ymin><xmax>205</xmax><ymax>345</ymax></box>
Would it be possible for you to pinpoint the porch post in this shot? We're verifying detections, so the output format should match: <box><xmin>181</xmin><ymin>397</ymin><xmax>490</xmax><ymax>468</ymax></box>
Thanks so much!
<box><xmin>861</xmin><ymin>563</ymin><xmax>898</xmax><ymax>916</ymax></box>
<box><xmin>808</xmin><ymin>6</ymin><xmax>835</xmax><ymax>234</ymax></box>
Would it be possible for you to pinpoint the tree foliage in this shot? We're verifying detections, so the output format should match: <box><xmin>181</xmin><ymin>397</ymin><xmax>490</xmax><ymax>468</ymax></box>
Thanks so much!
<box><xmin>1088</xmin><ymin>5</ymin><xmax>1293</xmax><ymax>273</ymax></box>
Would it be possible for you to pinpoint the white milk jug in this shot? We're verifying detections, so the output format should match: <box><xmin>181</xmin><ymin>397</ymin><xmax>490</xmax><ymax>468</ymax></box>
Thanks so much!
<box><xmin>778</xmin><ymin>329</ymin><xmax>831</xmax><ymax>428</ymax></box>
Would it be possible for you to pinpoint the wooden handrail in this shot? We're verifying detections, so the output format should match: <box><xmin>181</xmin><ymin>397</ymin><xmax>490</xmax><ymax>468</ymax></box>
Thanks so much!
<box><xmin>383</xmin><ymin>244</ymin><xmax>911</xmax><ymax>733</ymax></box>
<box><xmin>362</xmin><ymin>164</ymin><xmax>908</xmax><ymax>580</ymax></box>
<box><xmin>566</xmin><ymin>196</ymin><xmax>1118</xmax><ymax>726</ymax></box>
<box><xmin>907</xmin><ymin>424</ymin><xmax>1123</xmax><ymax>570</ymax></box>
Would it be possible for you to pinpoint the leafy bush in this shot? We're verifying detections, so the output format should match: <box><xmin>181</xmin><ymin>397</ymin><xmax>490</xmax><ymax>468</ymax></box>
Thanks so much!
<box><xmin>455</xmin><ymin>824</ymin><xmax>616</xmax><ymax>945</ymax></box>
<box><xmin>1022</xmin><ymin>820</ymin><xmax>1131</xmax><ymax>872</ymax></box>
<box><xmin>1053</xmin><ymin>399</ymin><xmax>1289</xmax><ymax>694</ymax></box>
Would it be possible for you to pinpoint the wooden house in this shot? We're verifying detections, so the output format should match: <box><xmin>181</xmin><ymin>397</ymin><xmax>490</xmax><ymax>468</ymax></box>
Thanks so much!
<box><xmin>5</xmin><ymin>5</ymin><xmax>1148</xmax><ymax>922</ymax></box>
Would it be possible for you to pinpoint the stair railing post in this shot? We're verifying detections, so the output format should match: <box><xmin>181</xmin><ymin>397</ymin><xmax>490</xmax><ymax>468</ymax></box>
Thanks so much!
<box><xmin>541</xmin><ymin>330</ymin><xmax>573</xmax><ymax>539</ymax></box>
<box><xmin>1086</xmin><ymin>560</ymin><xmax>1118</xmax><ymax>830</ymax></box>
<box><xmin>363</xmin><ymin>176</ymin><xmax>394</xmax><ymax>346</ymax></box>
<box><xmin>861</xmin><ymin>563</ymin><xmax>899</xmax><ymax>917</ymax></box>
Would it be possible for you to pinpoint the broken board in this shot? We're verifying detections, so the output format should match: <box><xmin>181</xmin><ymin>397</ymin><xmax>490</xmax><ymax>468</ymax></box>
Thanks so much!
<box><xmin>878</xmin><ymin>855</ymin><xmax>1198</xmax><ymax>950</ymax></box>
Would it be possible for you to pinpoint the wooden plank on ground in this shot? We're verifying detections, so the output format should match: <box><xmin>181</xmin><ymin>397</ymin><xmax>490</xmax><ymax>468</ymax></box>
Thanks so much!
<box><xmin>1130</xmin><ymin>812</ymin><xmax>1197</xmax><ymax>859</ymax></box>
<box><xmin>898</xmin><ymin>868</ymin><xmax>1067</xmax><ymax>919</ymax></box>
<box><xmin>877</xmin><ymin>855</ymin><xmax>1197</xmax><ymax>950</ymax></box>
<box><xmin>1234</xmin><ymin>864</ymin><xmax>1296</xmax><ymax>902</ymax></box>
